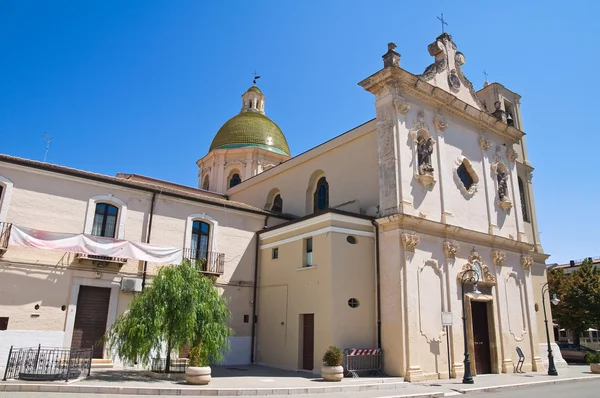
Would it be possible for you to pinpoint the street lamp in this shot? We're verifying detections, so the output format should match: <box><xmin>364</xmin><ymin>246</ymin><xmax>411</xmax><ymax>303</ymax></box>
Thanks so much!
<box><xmin>461</xmin><ymin>269</ymin><xmax>481</xmax><ymax>384</ymax></box>
<box><xmin>542</xmin><ymin>282</ymin><xmax>560</xmax><ymax>376</ymax></box>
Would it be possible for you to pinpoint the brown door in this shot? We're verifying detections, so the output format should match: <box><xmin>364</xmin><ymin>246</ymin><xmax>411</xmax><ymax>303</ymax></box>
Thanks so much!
<box><xmin>302</xmin><ymin>314</ymin><xmax>314</xmax><ymax>370</ymax></box>
<box><xmin>71</xmin><ymin>286</ymin><xmax>111</xmax><ymax>358</ymax></box>
<box><xmin>471</xmin><ymin>301</ymin><xmax>492</xmax><ymax>374</ymax></box>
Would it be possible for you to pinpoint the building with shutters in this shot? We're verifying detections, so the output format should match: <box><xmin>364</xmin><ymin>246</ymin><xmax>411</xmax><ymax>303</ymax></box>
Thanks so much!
<box><xmin>0</xmin><ymin>32</ymin><xmax>565</xmax><ymax>379</ymax></box>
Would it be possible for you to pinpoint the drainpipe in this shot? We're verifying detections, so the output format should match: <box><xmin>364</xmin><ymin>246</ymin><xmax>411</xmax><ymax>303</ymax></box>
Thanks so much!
<box><xmin>250</xmin><ymin>216</ymin><xmax>269</xmax><ymax>363</ymax></box>
<box><xmin>371</xmin><ymin>219</ymin><xmax>382</xmax><ymax>349</ymax></box>
<box><xmin>141</xmin><ymin>192</ymin><xmax>157</xmax><ymax>290</ymax></box>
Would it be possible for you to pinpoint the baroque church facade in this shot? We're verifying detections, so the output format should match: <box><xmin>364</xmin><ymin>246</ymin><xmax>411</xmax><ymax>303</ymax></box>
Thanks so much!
<box><xmin>0</xmin><ymin>32</ymin><xmax>564</xmax><ymax>380</ymax></box>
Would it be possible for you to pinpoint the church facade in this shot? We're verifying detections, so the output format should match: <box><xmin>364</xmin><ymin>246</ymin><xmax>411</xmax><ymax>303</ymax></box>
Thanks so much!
<box><xmin>0</xmin><ymin>32</ymin><xmax>564</xmax><ymax>379</ymax></box>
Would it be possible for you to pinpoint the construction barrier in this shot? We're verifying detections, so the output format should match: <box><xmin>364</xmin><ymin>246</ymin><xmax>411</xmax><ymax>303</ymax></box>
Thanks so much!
<box><xmin>343</xmin><ymin>348</ymin><xmax>383</xmax><ymax>378</ymax></box>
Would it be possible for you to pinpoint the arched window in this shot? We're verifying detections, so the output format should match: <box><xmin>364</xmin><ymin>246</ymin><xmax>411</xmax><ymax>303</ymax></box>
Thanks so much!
<box><xmin>191</xmin><ymin>220</ymin><xmax>210</xmax><ymax>260</ymax></box>
<box><xmin>202</xmin><ymin>175</ymin><xmax>210</xmax><ymax>190</ymax></box>
<box><xmin>518</xmin><ymin>177</ymin><xmax>530</xmax><ymax>222</ymax></box>
<box><xmin>92</xmin><ymin>203</ymin><xmax>119</xmax><ymax>238</ymax></box>
<box><xmin>229</xmin><ymin>173</ymin><xmax>242</xmax><ymax>188</ymax></box>
<box><xmin>271</xmin><ymin>194</ymin><xmax>283</xmax><ymax>213</ymax></box>
<box><xmin>313</xmin><ymin>177</ymin><xmax>329</xmax><ymax>212</ymax></box>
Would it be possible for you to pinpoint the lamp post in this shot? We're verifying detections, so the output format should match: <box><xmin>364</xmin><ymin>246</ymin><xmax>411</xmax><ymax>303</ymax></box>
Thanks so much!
<box><xmin>461</xmin><ymin>269</ymin><xmax>481</xmax><ymax>384</ymax></box>
<box><xmin>542</xmin><ymin>282</ymin><xmax>560</xmax><ymax>376</ymax></box>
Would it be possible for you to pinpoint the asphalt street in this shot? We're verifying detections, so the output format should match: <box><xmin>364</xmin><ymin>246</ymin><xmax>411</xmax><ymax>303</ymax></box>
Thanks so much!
<box><xmin>0</xmin><ymin>378</ymin><xmax>600</xmax><ymax>398</ymax></box>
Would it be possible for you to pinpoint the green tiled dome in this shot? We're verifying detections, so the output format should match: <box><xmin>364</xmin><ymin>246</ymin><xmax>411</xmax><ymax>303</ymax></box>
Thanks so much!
<box><xmin>209</xmin><ymin>111</ymin><xmax>290</xmax><ymax>156</ymax></box>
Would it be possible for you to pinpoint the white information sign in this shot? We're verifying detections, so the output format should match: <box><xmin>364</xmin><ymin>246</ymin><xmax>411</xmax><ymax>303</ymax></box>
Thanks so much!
<box><xmin>442</xmin><ymin>312</ymin><xmax>453</xmax><ymax>326</ymax></box>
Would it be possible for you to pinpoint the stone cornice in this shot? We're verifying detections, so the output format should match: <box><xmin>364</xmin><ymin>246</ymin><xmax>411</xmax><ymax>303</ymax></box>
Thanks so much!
<box><xmin>376</xmin><ymin>213</ymin><xmax>535</xmax><ymax>253</ymax></box>
<box><xmin>358</xmin><ymin>67</ymin><xmax>525</xmax><ymax>144</ymax></box>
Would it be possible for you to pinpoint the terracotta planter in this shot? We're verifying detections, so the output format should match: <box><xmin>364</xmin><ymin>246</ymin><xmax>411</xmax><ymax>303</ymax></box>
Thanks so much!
<box><xmin>185</xmin><ymin>366</ymin><xmax>211</xmax><ymax>385</ymax></box>
<box><xmin>321</xmin><ymin>365</ymin><xmax>344</xmax><ymax>381</ymax></box>
<box><xmin>590</xmin><ymin>363</ymin><xmax>600</xmax><ymax>374</ymax></box>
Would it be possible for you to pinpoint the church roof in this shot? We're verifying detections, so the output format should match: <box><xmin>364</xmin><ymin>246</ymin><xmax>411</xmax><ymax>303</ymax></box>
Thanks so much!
<box><xmin>246</xmin><ymin>85</ymin><xmax>262</xmax><ymax>94</ymax></box>
<box><xmin>209</xmin><ymin>111</ymin><xmax>290</xmax><ymax>156</ymax></box>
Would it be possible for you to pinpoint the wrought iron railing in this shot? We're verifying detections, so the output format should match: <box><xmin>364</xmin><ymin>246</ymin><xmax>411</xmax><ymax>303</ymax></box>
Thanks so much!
<box><xmin>0</xmin><ymin>221</ymin><xmax>11</xmax><ymax>250</ymax></box>
<box><xmin>2</xmin><ymin>345</ymin><xmax>93</xmax><ymax>382</ymax></box>
<box><xmin>150</xmin><ymin>357</ymin><xmax>188</xmax><ymax>373</ymax></box>
<box><xmin>183</xmin><ymin>248</ymin><xmax>225</xmax><ymax>275</ymax></box>
<box><xmin>74</xmin><ymin>253</ymin><xmax>128</xmax><ymax>264</ymax></box>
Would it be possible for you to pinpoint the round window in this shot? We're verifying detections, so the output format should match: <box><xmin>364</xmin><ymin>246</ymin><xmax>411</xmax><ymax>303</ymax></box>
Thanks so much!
<box><xmin>346</xmin><ymin>236</ymin><xmax>357</xmax><ymax>244</ymax></box>
<box><xmin>348</xmin><ymin>298</ymin><xmax>360</xmax><ymax>308</ymax></box>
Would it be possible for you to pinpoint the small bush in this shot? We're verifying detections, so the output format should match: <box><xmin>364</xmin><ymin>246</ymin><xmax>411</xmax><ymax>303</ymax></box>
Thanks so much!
<box><xmin>586</xmin><ymin>351</ymin><xmax>600</xmax><ymax>364</ymax></box>
<box><xmin>322</xmin><ymin>346</ymin><xmax>343</xmax><ymax>366</ymax></box>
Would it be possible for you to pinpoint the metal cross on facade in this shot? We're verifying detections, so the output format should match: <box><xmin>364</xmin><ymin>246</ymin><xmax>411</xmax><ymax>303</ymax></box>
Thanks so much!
<box><xmin>437</xmin><ymin>13</ymin><xmax>448</xmax><ymax>34</ymax></box>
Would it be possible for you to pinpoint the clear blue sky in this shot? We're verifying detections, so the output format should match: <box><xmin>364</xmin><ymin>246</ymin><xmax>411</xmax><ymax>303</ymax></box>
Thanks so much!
<box><xmin>0</xmin><ymin>1</ymin><xmax>597</xmax><ymax>264</ymax></box>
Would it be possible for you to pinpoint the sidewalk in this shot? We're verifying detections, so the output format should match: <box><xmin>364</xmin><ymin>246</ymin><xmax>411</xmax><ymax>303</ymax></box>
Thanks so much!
<box><xmin>0</xmin><ymin>364</ymin><xmax>599</xmax><ymax>396</ymax></box>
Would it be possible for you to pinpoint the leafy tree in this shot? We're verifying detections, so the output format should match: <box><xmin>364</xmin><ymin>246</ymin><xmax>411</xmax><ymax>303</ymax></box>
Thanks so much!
<box><xmin>104</xmin><ymin>260</ymin><xmax>233</xmax><ymax>372</ymax></box>
<box><xmin>548</xmin><ymin>259</ymin><xmax>600</xmax><ymax>346</ymax></box>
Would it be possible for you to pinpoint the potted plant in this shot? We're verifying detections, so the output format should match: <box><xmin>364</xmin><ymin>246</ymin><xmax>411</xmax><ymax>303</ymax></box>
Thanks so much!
<box><xmin>586</xmin><ymin>351</ymin><xmax>600</xmax><ymax>374</ymax></box>
<box><xmin>185</xmin><ymin>344</ymin><xmax>211</xmax><ymax>385</ymax></box>
<box><xmin>321</xmin><ymin>346</ymin><xmax>344</xmax><ymax>381</ymax></box>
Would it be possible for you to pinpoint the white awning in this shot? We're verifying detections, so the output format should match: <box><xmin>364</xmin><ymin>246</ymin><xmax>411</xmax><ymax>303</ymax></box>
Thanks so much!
<box><xmin>8</xmin><ymin>225</ymin><xmax>182</xmax><ymax>264</ymax></box>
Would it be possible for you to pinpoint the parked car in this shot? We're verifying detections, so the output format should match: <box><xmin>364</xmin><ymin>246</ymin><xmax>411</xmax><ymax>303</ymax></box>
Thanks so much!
<box><xmin>557</xmin><ymin>342</ymin><xmax>598</xmax><ymax>363</ymax></box>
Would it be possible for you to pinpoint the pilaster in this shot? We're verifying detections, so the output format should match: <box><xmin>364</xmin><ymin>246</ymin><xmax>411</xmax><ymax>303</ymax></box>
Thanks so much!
<box><xmin>521</xmin><ymin>255</ymin><xmax>542</xmax><ymax>371</ymax></box>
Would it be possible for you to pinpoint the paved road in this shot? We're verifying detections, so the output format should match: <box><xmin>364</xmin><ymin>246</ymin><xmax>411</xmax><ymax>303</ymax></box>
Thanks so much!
<box><xmin>1</xmin><ymin>379</ymin><xmax>599</xmax><ymax>397</ymax></box>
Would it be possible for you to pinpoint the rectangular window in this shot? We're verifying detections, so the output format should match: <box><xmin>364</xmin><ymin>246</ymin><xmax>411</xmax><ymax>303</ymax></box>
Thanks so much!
<box><xmin>0</xmin><ymin>317</ymin><xmax>8</xmax><ymax>330</ymax></box>
<box><xmin>272</xmin><ymin>247</ymin><xmax>279</xmax><ymax>259</ymax></box>
<box><xmin>191</xmin><ymin>220</ymin><xmax>210</xmax><ymax>262</ymax></box>
<box><xmin>243</xmin><ymin>315</ymin><xmax>249</xmax><ymax>323</ymax></box>
<box><xmin>92</xmin><ymin>203</ymin><xmax>118</xmax><ymax>238</ymax></box>
<box><xmin>305</xmin><ymin>237</ymin><xmax>313</xmax><ymax>267</ymax></box>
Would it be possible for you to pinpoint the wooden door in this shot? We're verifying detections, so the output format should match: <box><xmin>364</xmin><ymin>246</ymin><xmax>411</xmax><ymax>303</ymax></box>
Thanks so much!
<box><xmin>302</xmin><ymin>314</ymin><xmax>314</xmax><ymax>370</ymax></box>
<box><xmin>471</xmin><ymin>301</ymin><xmax>492</xmax><ymax>374</ymax></box>
<box><xmin>71</xmin><ymin>286</ymin><xmax>111</xmax><ymax>358</ymax></box>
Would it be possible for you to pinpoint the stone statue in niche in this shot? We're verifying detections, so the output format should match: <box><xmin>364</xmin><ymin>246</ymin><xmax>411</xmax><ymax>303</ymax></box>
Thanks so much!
<box><xmin>417</xmin><ymin>136</ymin><xmax>434</xmax><ymax>176</ymax></box>
<box><xmin>497</xmin><ymin>169</ymin><xmax>508</xmax><ymax>202</ymax></box>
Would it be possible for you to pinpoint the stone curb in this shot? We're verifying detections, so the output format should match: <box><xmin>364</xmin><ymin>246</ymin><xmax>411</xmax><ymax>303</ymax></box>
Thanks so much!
<box><xmin>0</xmin><ymin>381</ymin><xmax>445</xmax><ymax>396</ymax></box>
<box><xmin>452</xmin><ymin>374</ymin><xmax>600</xmax><ymax>394</ymax></box>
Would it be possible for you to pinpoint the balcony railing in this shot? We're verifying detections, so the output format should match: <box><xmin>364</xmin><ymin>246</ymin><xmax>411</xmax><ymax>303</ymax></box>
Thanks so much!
<box><xmin>74</xmin><ymin>253</ymin><xmax>128</xmax><ymax>265</ymax></box>
<box><xmin>0</xmin><ymin>222</ymin><xmax>11</xmax><ymax>250</ymax></box>
<box><xmin>183</xmin><ymin>248</ymin><xmax>225</xmax><ymax>275</ymax></box>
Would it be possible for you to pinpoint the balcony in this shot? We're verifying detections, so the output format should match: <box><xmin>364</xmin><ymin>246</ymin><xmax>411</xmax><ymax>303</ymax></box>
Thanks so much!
<box><xmin>74</xmin><ymin>253</ymin><xmax>128</xmax><ymax>266</ymax></box>
<box><xmin>0</xmin><ymin>222</ymin><xmax>11</xmax><ymax>252</ymax></box>
<box><xmin>183</xmin><ymin>248</ymin><xmax>225</xmax><ymax>276</ymax></box>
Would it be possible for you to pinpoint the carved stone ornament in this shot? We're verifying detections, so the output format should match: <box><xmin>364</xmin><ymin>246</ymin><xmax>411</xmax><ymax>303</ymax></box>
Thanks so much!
<box><xmin>479</xmin><ymin>135</ymin><xmax>491</xmax><ymax>151</ymax></box>
<box><xmin>417</xmin><ymin>135</ymin><xmax>435</xmax><ymax>176</ymax></box>
<box><xmin>413</xmin><ymin>110</ymin><xmax>429</xmax><ymax>133</ymax></box>
<box><xmin>521</xmin><ymin>255</ymin><xmax>533</xmax><ymax>271</ymax></box>
<box><xmin>443</xmin><ymin>240</ymin><xmax>460</xmax><ymax>259</ymax></box>
<box><xmin>448</xmin><ymin>69</ymin><xmax>461</xmax><ymax>91</ymax></box>
<box><xmin>491</xmin><ymin>161</ymin><xmax>513</xmax><ymax>212</ymax></box>
<box><xmin>224</xmin><ymin>159</ymin><xmax>246</xmax><ymax>167</ymax></box>
<box><xmin>458</xmin><ymin>248</ymin><xmax>497</xmax><ymax>287</ymax></box>
<box><xmin>393</xmin><ymin>97</ymin><xmax>411</xmax><ymax>115</ymax></box>
<box><xmin>401</xmin><ymin>232</ymin><xmax>420</xmax><ymax>252</ymax></box>
<box><xmin>433</xmin><ymin>110</ymin><xmax>448</xmax><ymax>131</ymax></box>
<box><xmin>492</xmin><ymin>250</ymin><xmax>506</xmax><ymax>267</ymax></box>
<box><xmin>506</xmin><ymin>147</ymin><xmax>518</xmax><ymax>163</ymax></box>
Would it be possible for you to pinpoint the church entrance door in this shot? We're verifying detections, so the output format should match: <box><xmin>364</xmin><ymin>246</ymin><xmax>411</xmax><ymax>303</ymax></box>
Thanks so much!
<box><xmin>471</xmin><ymin>301</ymin><xmax>492</xmax><ymax>374</ymax></box>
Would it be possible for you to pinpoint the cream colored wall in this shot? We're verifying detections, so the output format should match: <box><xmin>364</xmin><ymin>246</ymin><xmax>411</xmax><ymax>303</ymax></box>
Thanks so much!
<box><xmin>256</xmin><ymin>219</ymin><xmax>376</xmax><ymax>372</ymax></box>
<box><xmin>228</xmin><ymin>122</ymin><xmax>379</xmax><ymax>217</ymax></box>
<box><xmin>378</xmin><ymin>221</ymin><xmax>543</xmax><ymax>380</ymax></box>
<box><xmin>329</xmin><ymin>231</ymin><xmax>376</xmax><ymax>349</ymax></box>
<box><xmin>392</xmin><ymin>99</ymin><xmax>524</xmax><ymax>242</ymax></box>
<box><xmin>0</xmin><ymin>162</ymin><xmax>284</xmax><ymax>364</ymax></box>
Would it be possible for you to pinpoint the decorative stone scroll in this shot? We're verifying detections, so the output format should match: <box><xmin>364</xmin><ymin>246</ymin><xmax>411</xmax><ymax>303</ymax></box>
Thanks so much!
<box><xmin>433</xmin><ymin>109</ymin><xmax>447</xmax><ymax>131</ymax></box>
<box><xmin>457</xmin><ymin>248</ymin><xmax>497</xmax><ymax>287</ymax></box>
<box><xmin>443</xmin><ymin>240</ymin><xmax>460</xmax><ymax>259</ymax></box>
<box><xmin>492</xmin><ymin>250</ymin><xmax>506</xmax><ymax>267</ymax></box>
<box><xmin>479</xmin><ymin>135</ymin><xmax>491</xmax><ymax>151</ymax></box>
<box><xmin>393</xmin><ymin>97</ymin><xmax>411</xmax><ymax>115</ymax></box>
<box><xmin>506</xmin><ymin>147</ymin><xmax>518</xmax><ymax>163</ymax></box>
<box><xmin>401</xmin><ymin>232</ymin><xmax>420</xmax><ymax>252</ymax></box>
<box><xmin>521</xmin><ymin>255</ymin><xmax>533</xmax><ymax>271</ymax></box>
